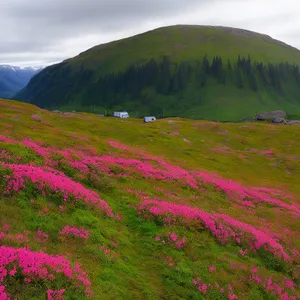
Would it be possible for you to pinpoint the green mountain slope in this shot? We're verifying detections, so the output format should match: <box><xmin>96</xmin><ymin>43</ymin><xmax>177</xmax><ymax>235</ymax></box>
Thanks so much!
<box><xmin>0</xmin><ymin>99</ymin><xmax>299</xmax><ymax>299</ymax></box>
<box><xmin>17</xmin><ymin>25</ymin><xmax>300</xmax><ymax>121</ymax></box>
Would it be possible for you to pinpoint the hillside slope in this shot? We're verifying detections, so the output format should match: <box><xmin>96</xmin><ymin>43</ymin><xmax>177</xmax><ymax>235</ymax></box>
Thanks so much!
<box><xmin>17</xmin><ymin>25</ymin><xmax>300</xmax><ymax>121</ymax></box>
<box><xmin>0</xmin><ymin>65</ymin><xmax>40</xmax><ymax>98</ymax></box>
<box><xmin>0</xmin><ymin>98</ymin><xmax>299</xmax><ymax>299</ymax></box>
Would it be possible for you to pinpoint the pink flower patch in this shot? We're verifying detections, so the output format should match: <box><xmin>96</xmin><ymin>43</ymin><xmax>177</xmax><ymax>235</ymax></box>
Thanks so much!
<box><xmin>59</xmin><ymin>226</ymin><xmax>90</xmax><ymax>239</ymax></box>
<box><xmin>35</xmin><ymin>229</ymin><xmax>49</xmax><ymax>244</ymax></box>
<box><xmin>195</xmin><ymin>171</ymin><xmax>299</xmax><ymax>216</ymax></box>
<box><xmin>209</xmin><ymin>264</ymin><xmax>216</xmax><ymax>272</ymax></box>
<box><xmin>1</xmin><ymin>163</ymin><xmax>115</xmax><ymax>217</ymax></box>
<box><xmin>239</xmin><ymin>249</ymin><xmax>248</xmax><ymax>257</ymax></box>
<box><xmin>138</xmin><ymin>200</ymin><xmax>290</xmax><ymax>261</ymax></box>
<box><xmin>154</xmin><ymin>232</ymin><xmax>187</xmax><ymax>249</ymax></box>
<box><xmin>99</xmin><ymin>246</ymin><xmax>118</xmax><ymax>259</ymax></box>
<box><xmin>0</xmin><ymin>246</ymin><xmax>91</xmax><ymax>297</ymax></box>
<box><xmin>47</xmin><ymin>289</ymin><xmax>65</xmax><ymax>300</ymax></box>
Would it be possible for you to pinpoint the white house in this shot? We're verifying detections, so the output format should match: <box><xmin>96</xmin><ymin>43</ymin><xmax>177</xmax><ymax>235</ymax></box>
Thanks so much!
<box><xmin>114</xmin><ymin>111</ymin><xmax>129</xmax><ymax>118</ymax></box>
<box><xmin>144</xmin><ymin>116</ymin><xmax>156</xmax><ymax>123</ymax></box>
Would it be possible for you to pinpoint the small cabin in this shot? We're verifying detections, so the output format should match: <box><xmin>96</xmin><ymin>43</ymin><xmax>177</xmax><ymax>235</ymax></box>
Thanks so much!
<box><xmin>144</xmin><ymin>116</ymin><xmax>156</xmax><ymax>123</ymax></box>
<box><xmin>114</xmin><ymin>111</ymin><xmax>129</xmax><ymax>118</ymax></box>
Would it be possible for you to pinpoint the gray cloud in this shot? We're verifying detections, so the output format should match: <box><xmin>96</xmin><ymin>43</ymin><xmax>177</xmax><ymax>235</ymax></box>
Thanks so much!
<box><xmin>0</xmin><ymin>0</ymin><xmax>299</xmax><ymax>66</ymax></box>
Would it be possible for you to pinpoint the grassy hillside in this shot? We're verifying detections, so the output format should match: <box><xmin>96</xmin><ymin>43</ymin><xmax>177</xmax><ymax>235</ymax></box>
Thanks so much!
<box><xmin>0</xmin><ymin>98</ymin><xmax>299</xmax><ymax>299</ymax></box>
<box><xmin>17</xmin><ymin>25</ymin><xmax>300</xmax><ymax>121</ymax></box>
<box><xmin>65</xmin><ymin>25</ymin><xmax>300</xmax><ymax>74</ymax></box>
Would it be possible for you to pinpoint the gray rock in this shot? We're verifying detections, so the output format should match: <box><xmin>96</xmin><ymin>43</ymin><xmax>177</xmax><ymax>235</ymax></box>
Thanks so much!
<box><xmin>272</xmin><ymin>118</ymin><xmax>286</xmax><ymax>124</ymax></box>
<box><xmin>255</xmin><ymin>110</ymin><xmax>286</xmax><ymax>121</ymax></box>
<box><xmin>287</xmin><ymin>120</ymin><xmax>300</xmax><ymax>125</ymax></box>
<box><xmin>31</xmin><ymin>114</ymin><xmax>42</xmax><ymax>121</ymax></box>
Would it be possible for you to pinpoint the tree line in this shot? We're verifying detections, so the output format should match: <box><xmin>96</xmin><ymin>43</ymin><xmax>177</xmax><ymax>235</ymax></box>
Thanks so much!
<box><xmin>80</xmin><ymin>55</ymin><xmax>300</xmax><ymax>107</ymax></box>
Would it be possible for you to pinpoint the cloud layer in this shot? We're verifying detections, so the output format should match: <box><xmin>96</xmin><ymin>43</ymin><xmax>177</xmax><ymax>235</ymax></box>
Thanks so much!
<box><xmin>0</xmin><ymin>0</ymin><xmax>299</xmax><ymax>66</ymax></box>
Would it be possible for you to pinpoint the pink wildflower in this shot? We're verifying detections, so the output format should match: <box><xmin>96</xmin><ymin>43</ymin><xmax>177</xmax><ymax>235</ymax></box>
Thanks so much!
<box><xmin>138</xmin><ymin>200</ymin><xmax>289</xmax><ymax>260</ymax></box>
<box><xmin>169</xmin><ymin>232</ymin><xmax>178</xmax><ymax>242</ymax></box>
<box><xmin>198</xmin><ymin>284</ymin><xmax>208</xmax><ymax>294</ymax></box>
<box><xmin>9</xmin><ymin>267</ymin><xmax>17</xmax><ymax>276</ymax></box>
<box><xmin>47</xmin><ymin>289</ymin><xmax>65</xmax><ymax>300</ymax></box>
<box><xmin>59</xmin><ymin>226</ymin><xmax>90</xmax><ymax>239</ymax></box>
<box><xmin>284</xmin><ymin>278</ymin><xmax>295</xmax><ymax>290</ymax></box>
<box><xmin>35</xmin><ymin>229</ymin><xmax>49</xmax><ymax>243</ymax></box>
<box><xmin>0</xmin><ymin>245</ymin><xmax>91</xmax><ymax>296</ymax></box>
<box><xmin>2</xmin><ymin>163</ymin><xmax>115</xmax><ymax>217</ymax></box>
<box><xmin>239</xmin><ymin>249</ymin><xmax>248</xmax><ymax>256</ymax></box>
<box><xmin>0</xmin><ymin>286</ymin><xmax>8</xmax><ymax>299</ymax></box>
<box><xmin>209</xmin><ymin>264</ymin><xmax>216</xmax><ymax>272</ymax></box>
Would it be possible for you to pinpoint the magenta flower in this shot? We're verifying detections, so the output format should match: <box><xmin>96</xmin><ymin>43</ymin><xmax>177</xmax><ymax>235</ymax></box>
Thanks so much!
<box><xmin>209</xmin><ymin>264</ymin><xmax>216</xmax><ymax>272</ymax></box>
<box><xmin>34</xmin><ymin>229</ymin><xmax>49</xmax><ymax>244</ymax></box>
<box><xmin>138</xmin><ymin>200</ymin><xmax>290</xmax><ymax>260</ymax></box>
<box><xmin>59</xmin><ymin>226</ymin><xmax>90</xmax><ymax>240</ymax></box>
<box><xmin>0</xmin><ymin>246</ymin><xmax>91</xmax><ymax>298</ymax></box>
<box><xmin>47</xmin><ymin>289</ymin><xmax>65</xmax><ymax>300</ymax></box>
<box><xmin>2</xmin><ymin>163</ymin><xmax>115</xmax><ymax>217</ymax></box>
<box><xmin>195</xmin><ymin>171</ymin><xmax>299</xmax><ymax>216</ymax></box>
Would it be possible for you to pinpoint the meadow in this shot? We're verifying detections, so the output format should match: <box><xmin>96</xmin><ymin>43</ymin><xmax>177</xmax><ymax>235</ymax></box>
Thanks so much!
<box><xmin>0</xmin><ymin>99</ymin><xmax>299</xmax><ymax>299</ymax></box>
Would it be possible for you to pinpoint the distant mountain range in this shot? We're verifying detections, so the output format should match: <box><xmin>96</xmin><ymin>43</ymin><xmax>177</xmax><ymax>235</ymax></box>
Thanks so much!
<box><xmin>16</xmin><ymin>25</ymin><xmax>300</xmax><ymax>121</ymax></box>
<box><xmin>0</xmin><ymin>65</ymin><xmax>42</xmax><ymax>99</ymax></box>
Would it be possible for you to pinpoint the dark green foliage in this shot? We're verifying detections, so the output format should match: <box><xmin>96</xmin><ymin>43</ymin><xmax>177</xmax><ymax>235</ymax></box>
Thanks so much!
<box><xmin>257</xmin><ymin>248</ymin><xmax>286</xmax><ymax>272</ymax></box>
<box><xmin>40</xmin><ymin>55</ymin><xmax>299</xmax><ymax>118</ymax></box>
<box><xmin>17</xmin><ymin>52</ymin><xmax>300</xmax><ymax>121</ymax></box>
<box><xmin>157</xmin><ymin>56</ymin><xmax>172</xmax><ymax>94</ymax></box>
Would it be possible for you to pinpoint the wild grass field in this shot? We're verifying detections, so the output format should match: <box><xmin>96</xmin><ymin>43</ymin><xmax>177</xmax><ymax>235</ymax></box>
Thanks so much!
<box><xmin>0</xmin><ymin>98</ymin><xmax>299</xmax><ymax>299</ymax></box>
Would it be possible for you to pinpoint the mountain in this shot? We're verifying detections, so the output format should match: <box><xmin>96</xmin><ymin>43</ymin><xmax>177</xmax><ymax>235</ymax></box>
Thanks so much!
<box><xmin>0</xmin><ymin>65</ymin><xmax>41</xmax><ymax>99</ymax></box>
<box><xmin>0</xmin><ymin>98</ymin><xmax>299</xmax><ymax>299</ymax></box>
<box><xmin>16</xmin><ymin>25</ymin><xmax>300</xmax><ymax>121</ymax></box>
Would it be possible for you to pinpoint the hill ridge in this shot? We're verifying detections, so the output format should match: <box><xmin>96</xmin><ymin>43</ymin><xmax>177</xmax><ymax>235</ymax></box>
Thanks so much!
<box><xmin>77</xmin><ymin>25</ymin><xmax>298</xmax><ymax>56</ymax></box>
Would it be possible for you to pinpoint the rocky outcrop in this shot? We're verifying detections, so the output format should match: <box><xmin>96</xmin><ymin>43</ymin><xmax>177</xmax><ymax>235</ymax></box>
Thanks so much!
<box><xmin>272</xmin><ymin>118</ymin><xmax>287</xmax><ymax>124</ymax></box>
<box><xmin>287</xmin><ymin>120</ymin><xmax>300</xmax><ymax>125</ymax></box>
<box><xmin>255</xmin><ymin>110</ymin><xmax>286</xmax><ymax>122</ymax></box>
<box><xmin>255</xmin><ymin>110</ymin><xmax>300</xmax><ymax>125</ymax></box>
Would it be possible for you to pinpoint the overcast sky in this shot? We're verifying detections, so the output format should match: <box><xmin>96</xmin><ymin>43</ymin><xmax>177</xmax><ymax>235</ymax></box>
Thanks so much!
<box><xmin>0</xmin><ymin>0</ymin><xmax>299</xmax><ymax>67</ymax></box>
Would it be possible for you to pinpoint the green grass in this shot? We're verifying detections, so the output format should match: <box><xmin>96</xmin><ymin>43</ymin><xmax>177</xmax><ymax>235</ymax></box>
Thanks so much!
<box><xmin>0</xmin><ymin>99</ymin><xmax>299</xmax><ymax>299</ymax></box>
<box><xmin>72</xmin><ymin>25</ymin><xmax>300</xmax><ymax>73</ymax></box>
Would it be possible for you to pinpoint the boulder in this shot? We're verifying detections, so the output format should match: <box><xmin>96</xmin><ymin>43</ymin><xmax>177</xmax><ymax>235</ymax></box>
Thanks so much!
<box><xmin>272</xmin><ymin>118</ymin><xmax>286</xmax><ymax>124</ymax></box>
<box><xmin>287</xmin><ymin>120</ymin><xmax>300</xmax><ymax>125</ymax></box>
<box><xmin>255</xmin><ymin>110</ymin><xmax>286</xmax><ymax>121</ymax></box>
<box><xmin>31</xmin><ymin>114</ymin><xmax>42</xmax><ymax>122</ymax></box>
